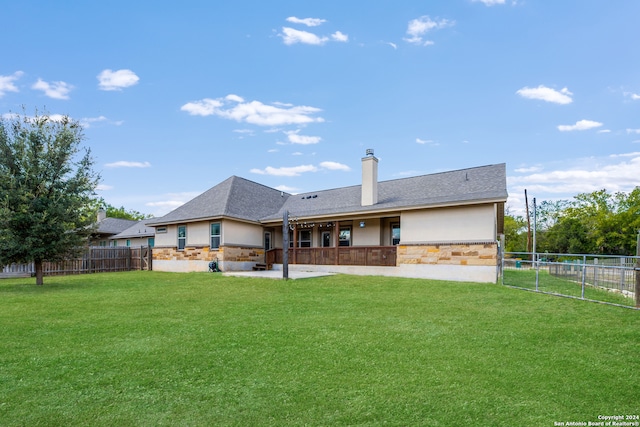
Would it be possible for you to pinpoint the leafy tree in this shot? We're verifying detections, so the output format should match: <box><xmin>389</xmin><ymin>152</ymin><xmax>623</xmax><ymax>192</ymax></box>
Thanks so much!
<box><xmin>504</xmin><ymin>213</ymin><xmax>527</xmax><ymax>252</ymax></box>
<box><xmin>0</xmin><ymin>111</ymin><xmax>99</xmax><ymax>285</ymax></box>
<box><xmin>541</xmin><ymin>217</ymin><xmax>593</xmax><ymax>254</ymax></box>
<box><xmin>91</xmin><ymin>197</ymin><xmax>152</xmax><ymax>220</ymax></box>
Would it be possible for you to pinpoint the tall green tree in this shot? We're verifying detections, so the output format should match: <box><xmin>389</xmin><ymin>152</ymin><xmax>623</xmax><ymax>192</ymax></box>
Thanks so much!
<box><xmin>0</xmin><ymin>111</ymin><xmax>99</xmax><ymax>285</ymax></box>
<box><xmin>504</xmin><ymin>212</ymin><xmax>527</xmax><ymax>252</ymax></box>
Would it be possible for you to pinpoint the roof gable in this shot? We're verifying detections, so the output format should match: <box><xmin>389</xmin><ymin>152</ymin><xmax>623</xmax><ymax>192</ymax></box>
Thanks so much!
<box><xmin>110</xmin><ymin>220</ymin><xmax>155</xmax><ymax>239</ymax></box>
<box><xmin>96</xmin><ymin>217</ymin><xmax>139</xmax><ymax>235</ymax></box>
<box><xmin>146</xmin><ymin>176</ymin><xmax>289</xmax><ymax>226</ymax></box>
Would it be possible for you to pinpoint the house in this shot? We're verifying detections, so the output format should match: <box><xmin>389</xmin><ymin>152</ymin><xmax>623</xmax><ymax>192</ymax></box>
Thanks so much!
<box><xmin>145</xmin><ymin>150</ymin><xmax>508</xmax><ymax>283</ymax></box>
<box><xmin>110</xmin><ymin>220</ymin><xmax>156</xmax><ymax>247</ymax></box>
<box><xmin>91</xmin><ymin>210</ymin><xmax>139</xmax><ymax>247</ymax></box>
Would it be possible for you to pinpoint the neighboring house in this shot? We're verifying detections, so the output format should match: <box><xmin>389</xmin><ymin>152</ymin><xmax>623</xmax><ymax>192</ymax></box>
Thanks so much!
<box><xmin>110</xmin><ymin>220</ymin><xmax>156</xmax><ymax>247</ymax></box>
<box><xmin>146</xmin><ymin>151</ymin><xmax>508</xmax><ymax>282</ymax></box>
<box><xmin>91</xmin><ymin>210</ymin><xmax>139</xmax><ymax>247</ymax></box>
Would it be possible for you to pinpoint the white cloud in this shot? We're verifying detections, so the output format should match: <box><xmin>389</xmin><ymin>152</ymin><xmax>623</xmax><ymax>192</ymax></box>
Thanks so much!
<box><xmin>597</xmin><ymin>129</ymin><xmax>611</xmax><ymax>134</ymax></box>
<box><xmin>416</xmin><ymin>138</ymin><xmax>439</xmax><ymax>146</ymax></box>
<box><xmin>331</xmin><ymin>31</ymin><xmax>349</xmax><ymax>42</ymax></box>
<box><xmin>557</xmin><ymin>119</ymin><xmax>603</xmax><ymax>132</ymax></box>
<box><xmin>286</xmin><ymin>17</ymin><xmax>326</xmax><ymax>27</ymax></box>
<box><xmin>320</xmin><ymin>161</ymin><xmax>350</xmax><ymax>171</ymax></box>
<box><xmin>472</xmin><ymin>0</ymin><xmax>506</xmax><ymax>5</ymax></box>
<box><xmin>280</xmin><ymin>27</ymin><xmax>329</xmax><ymax>45</ymax></box>
<box><xmin>624</xmin><ymin>91</ymin><xmax>640</xmax><ymax>101</ymax></box>
<box><xmin>516</xmin><ymin>85</ymin><xmax>573</xmax><ymax>104</ymax></box>
<box><xmin>509</xmin><ymin>153</ymin><xmax>640</xmax><ymax>197</ymax></box>
<box><xmin>143</xmin><ymin>191</ymin><xmax>202</xmax><ymax>215</ymax></box>
<box><xmin>105</xmin><ymin>161</ymin><xmax>151</xmax><ymax>168</ymax></box>
<box><xmin>96</xmin><ymin>184</ymin><xmax>114</xmax><ymax>191</ymax></box>
<box><xmin>250</xmin><ymin>164</ymin><xmax>318</xmax><ymax>176</ymax></box>
<box><xmin>387</xmin><ymin>42</ymin><xmax>397</xmax><ymax>50</ymax></box>
<box><xmin>626</xmin><ymin>128</ymin><xmax>640</xmax><ymax>134</ymax></box>
<box><xmin>285</xmin><ymin>129</ymin><xmax>322</xmax><ymax>145</ymax></box>
<box><xmin>225</xmin><ymin>94</ymin><xmax>244</xmax><ymax>102</ymax></box>
<box><xmin>404</xmin><ymin>16</ymin><xmax>454</xmax><ymax>46</ymax></box>
<box><xmin>31</xmin><ymin>78</ymin><xmax>73</xmax><ymax>100</ymax></box>
<box><xmin>180</xmin><ymin>98</ymin><xmax>224</xmax><ymax>116</ymax></box>
<box><xmin>275</xmin><ymin>185</ymin><xmax>298</xmax><ymax>193</ymax></box>
<box><xmin>97</xmin><ymin>69</ymin><xmax>139</xmax><ymax>91</ymax></box>
<box><xmin>181</xmin><ymin>95</ymin><xmax>324</xmax><ymax>126</ymax></box>
<box><xmin>514</xmin><ymin>165</ymin><xmax>542</xmax><ymax>173</ymax></box>
<box><xmin>0</xmin><ymin>71</ymin><xmax>23</xmax><ymax>97</ymax></box>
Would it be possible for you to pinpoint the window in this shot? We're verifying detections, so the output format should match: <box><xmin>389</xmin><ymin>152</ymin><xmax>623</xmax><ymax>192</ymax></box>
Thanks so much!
<box><xmin>264</xmin><ymin>231</ymin><xmax>272</xmax><ymax>251</ymax></box>
<box><xmin>391</xmin><ymin>223</ymin><xmax>401</xmax><ymax>245</ymax></box>
<box><xmin>147</xmin><ymin>237</ymin><xmax>155</xmax><ymax>247</ymax></box>
<box><xmin>178</xmin><ymin>225</ymin><xmax>186</xmax><ymax>250</ymax></box>
<box><xmin>298</xmin><ymin>230</ymin><xmax>311</xmax><ymax>247</ymax></box>
<box><xmin>339</xmin><ymin>227</ymin><xmax>351</xmax><ymax>246</ymax></box>
<box><xmin>322</xmin><ymin>231</ymin><xmax>331</xmax><ymax>247</ymax></box>
<box><xmin>210</xmin><ymin>223</ymin><xmax>221</xmax><ymax>249</ymax></box>
<box><xmin>126</xmin><ymin>239</ymin><xmax>131</xmax><ymax>247</ymax></box>
<box><xmin>156</xmin><ymin>227</ymin><xmax>167</xmax><ymax>234</ymax></box>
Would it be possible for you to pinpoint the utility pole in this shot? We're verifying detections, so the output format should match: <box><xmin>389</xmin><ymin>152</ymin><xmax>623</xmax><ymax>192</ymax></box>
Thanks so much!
<box><xmin>525</xmin><ymin>189</ymin><xmax>532</xmax><ymax>257</ymax></box>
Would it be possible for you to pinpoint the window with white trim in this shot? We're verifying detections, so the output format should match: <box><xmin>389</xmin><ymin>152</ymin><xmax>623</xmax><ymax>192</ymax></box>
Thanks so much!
<box><xmin>178</xmin><ymin>225</ymin><xmax>186</xmax><ymax>250</ymax></box>
<box><xmin>391</xmin><ymin>223</ymin><xmax>400</xmax><ymax>245</ymax></box>
<box><xmin>339</xmin><ymin>227</ymin><xmax>351</xmax><ymax>247</ymax></box>
<box><xmin>210</xmin><ymin>222</ymin><xmax>221</xmax><ymax>249</ymax></box>
<box><xmin>298</xmin><ymin>229</ymin><xmax>312</xmax><ymax>247</ymax></box>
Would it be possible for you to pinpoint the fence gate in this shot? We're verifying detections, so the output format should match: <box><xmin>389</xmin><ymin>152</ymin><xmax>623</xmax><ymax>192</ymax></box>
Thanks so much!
<box><xmin>140</xmin><ymin>246</ymin><xmax>152</xmax><ymax>271</ymax></box>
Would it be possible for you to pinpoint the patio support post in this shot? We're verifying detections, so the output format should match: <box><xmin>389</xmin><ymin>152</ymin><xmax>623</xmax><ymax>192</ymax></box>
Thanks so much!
<box><xmin>334</xmin><ymin>221</ymin><xmax>340</xmax><ymax>265</ymax></box>
<box><xmin>292</xmin><ymin>224</ymin><xmax>298</xmax><ymax>265</ymax></box>
<box><xmin>282</xmin><ymin>210</ymin><xmax>289</xmax><ymax>280</ymax></box>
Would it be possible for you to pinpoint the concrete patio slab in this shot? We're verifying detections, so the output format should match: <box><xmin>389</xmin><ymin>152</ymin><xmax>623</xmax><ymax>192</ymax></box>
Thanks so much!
<box><xmin>222</xmin><ymin>270</ymin><xmax>335</xmax><ymax>280</ymax></box>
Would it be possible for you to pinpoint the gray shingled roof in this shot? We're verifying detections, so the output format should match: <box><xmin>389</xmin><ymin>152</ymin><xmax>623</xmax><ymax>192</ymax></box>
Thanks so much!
<box><xmin>146</xmin><ymin>164</ymin><xmax>507</xmax><ymax>226</ymax></box>
<box><xmin>261</xmin><ymin>163</ymin><xmax>508</xmax><ymax>221</ymax></box>
<box><xmin>110</xmin><ymin>220</ymin><xmax>156</xmax><ymax>239</ymax></box>
<box><xmin>95</xmin><ymin>217</ymin><xmax>139</xmax><ymax>235</ymax></box>
<box><xmin>146</xmin><ymin>176</ymin><xmax>290</xmax><ymax>226</ymax></box>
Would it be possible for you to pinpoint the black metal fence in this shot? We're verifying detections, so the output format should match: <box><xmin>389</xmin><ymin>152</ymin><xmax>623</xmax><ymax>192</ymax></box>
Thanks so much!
<box><xmin>1</xmin><ymin>246</ymin><xmax>152</xmax><ymax>278</ymax></box>
<box><xmin>502</xmin><ymin>252</ymin><xmax>639</xmax><ymax>309</ymax></box>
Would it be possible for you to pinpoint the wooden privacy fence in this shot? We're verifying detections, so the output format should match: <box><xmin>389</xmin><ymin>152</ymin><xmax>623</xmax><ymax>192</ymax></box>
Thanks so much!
<box><xmin>1</xmin><ymin>246</ymin><xmax>152</xmax><ymax>277</ymax></box>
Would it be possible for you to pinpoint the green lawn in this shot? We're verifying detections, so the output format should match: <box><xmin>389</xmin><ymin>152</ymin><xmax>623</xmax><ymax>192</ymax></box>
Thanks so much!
<box><xmin>0</xmin><ymin>272</ymin><xmax>638</xmax><ymax>426</ymax></box>
<box><xmin>503</xmin><ymin>268</ymin><xmax>636</xmax><ymax>306</ymax></box>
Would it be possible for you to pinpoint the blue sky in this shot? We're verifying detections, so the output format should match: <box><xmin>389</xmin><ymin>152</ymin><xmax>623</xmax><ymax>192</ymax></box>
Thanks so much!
<box><xmin>1</xmin><ymin>0</ymin><xmax>639</xmax><ymax>218</ymax></box>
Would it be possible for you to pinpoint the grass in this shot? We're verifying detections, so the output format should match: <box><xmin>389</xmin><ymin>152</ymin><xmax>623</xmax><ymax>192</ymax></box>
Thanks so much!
<box><xmin>0</xmin><ymin>271</ymin><xmax>638</xmax><ymax>426</ymax></box>
<box><xmin>503</xmin><ymin>268</ymin><xmax>636</xmax><ymax>306</ymax></box>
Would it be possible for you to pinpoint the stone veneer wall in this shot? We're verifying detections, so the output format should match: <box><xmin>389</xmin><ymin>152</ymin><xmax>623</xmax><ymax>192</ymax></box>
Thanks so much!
<box><xmin>153</xmin><ymin>245</ymin><xmax>264</xmax><ymax>265</ymax></box>
<box><xmin>397</xmin><ymin>241</ymin><xmax>498</xmax><ymax>266</ymax></box>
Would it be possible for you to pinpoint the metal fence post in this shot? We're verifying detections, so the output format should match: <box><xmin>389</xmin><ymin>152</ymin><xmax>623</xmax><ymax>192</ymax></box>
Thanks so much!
<box><xmin>635</xmin><ymin>234</ymin><xmax>640</xmax><ymax>308</ymax></box>
<box><xmin>581</xmin><ymin>255</ymin><xmax>586</xmax><ymax>299</ymax></box>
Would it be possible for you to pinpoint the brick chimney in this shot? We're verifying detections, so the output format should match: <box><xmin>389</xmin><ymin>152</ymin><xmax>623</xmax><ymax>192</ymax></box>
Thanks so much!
<box><xmin>97</xmin><ymin>209</ymin><xmax>107</xmax><ymax>222</ymax></box>
<box><xmin>361</xmin><ymin>149</ymin><xmax>378</xmax><ymax>206</ymax></box>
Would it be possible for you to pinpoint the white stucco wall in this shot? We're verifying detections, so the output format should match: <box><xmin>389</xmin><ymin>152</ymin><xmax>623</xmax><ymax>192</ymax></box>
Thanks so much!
<box><xmin>154</xmin><ymin>224</ymin><xmax>177</xmax><ymax>247</ymax></box>
<box><xmin>224</xmin><ymin>221</ymin><xmax>264</xmax><ymax>247</ymax></box>
<box><xmin>152</xmin><ymin>219</ymin><xmax>264</xmax><ymax>249</ymax></box>
<box><xmin>352</xmin><ymin>218</ymin><xmax>381</xmax><ymax>246</ymax></box>
<box><xmin>401</xmin><ymin>204</ymin><xmax>495</xmax><ymax>243</ymax></box>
